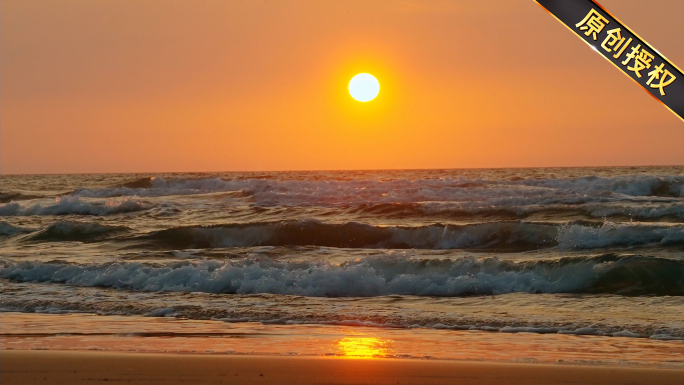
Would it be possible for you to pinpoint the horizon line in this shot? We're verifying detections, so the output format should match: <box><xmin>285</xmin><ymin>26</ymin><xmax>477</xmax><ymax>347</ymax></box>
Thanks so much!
<box><xmin>2</xmin><ymin>163</ymin><xmax>683</xmax><ymax>177</ymax></box>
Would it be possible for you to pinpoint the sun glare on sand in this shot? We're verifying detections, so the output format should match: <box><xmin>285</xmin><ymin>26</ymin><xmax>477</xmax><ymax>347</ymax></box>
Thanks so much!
<box><xmin>349</xmin><ymin>73</ymin><xmax>380</xmax><ymax>102</ymax></box>
<box><xmin>335</xmin><ymin>337</ymin><xmax>392</xmax><ymax>358</ymax></box>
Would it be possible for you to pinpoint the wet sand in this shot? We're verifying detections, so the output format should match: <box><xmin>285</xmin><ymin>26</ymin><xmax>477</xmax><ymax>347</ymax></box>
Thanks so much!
<box><xmin>2</xmin><ymin>350</ymin><xmax>684</xmax><ymax>385</ymax></box>
<box><xmin>2</xmin><ymin>312</ymin><xmax>683</xmax><ymax>384</ymax></box>
<box><xmin>3</xmin><ymin>313</ymin><xmax>684</xmax><ymax>366</ymax></box>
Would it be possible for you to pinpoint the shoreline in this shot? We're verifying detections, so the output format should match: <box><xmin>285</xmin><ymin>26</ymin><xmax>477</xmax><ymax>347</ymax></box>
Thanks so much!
<box><xmin>3</xmin><ymin>312</ymin><xmax>684</xmax><ymax>368</ymax></box>
<box><xmin>4</xmin><ymin>347</ymin><xmax>684</xmax><ymax>369</ymax></box>
<box><xmin>3</xmin><ymin>350</ymin><xmax>684</xmax><ymax>385</ymax></box>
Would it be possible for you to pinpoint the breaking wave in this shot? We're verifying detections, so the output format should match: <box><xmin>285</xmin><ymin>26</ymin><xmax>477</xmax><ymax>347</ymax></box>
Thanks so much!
<box><xmin>0</xmin><ymin>221</ymin><xmax>33</xmax><ymax>237</ymax></box>
<box><xmin>2</xmin><ymin>254</ymin><xmax>683</xmax><ymax>297</ymax></box>
<box><xmin>0</xmin><ymin>197</ymin><xmax>149</xmax><ymax>216</ymax></box>
<box><xmin>67</xmin><ymin>175</ymin><xmax>684</xmax><ymax>203</ymax></box>
<box><xmin>520</xmin><ymin>175</ymin><xmax>684</xmax><ymax>198</ymax></box>
<box><xmin>347</xmin><ymin>202</ymin><xmax>684</xmax><ymax>221</ymax></box>
<box><xmin>142</xmin><ymin>220</ymin><xmax>684</xmax><ymax>251</ymax></box>
<box><xmin>71</xmin><ymin>177</ymin><xmax>250</xmax><ymax>198</ymax></box>
<box><xmin>0</xmin><ymin>192</ymin><xmax>42</xmax><ymax>203</ymax></box>
<box><xmin>23</xmin><ymin>221</ymin><xmax>127</xmax><ymax>242</ymax></box>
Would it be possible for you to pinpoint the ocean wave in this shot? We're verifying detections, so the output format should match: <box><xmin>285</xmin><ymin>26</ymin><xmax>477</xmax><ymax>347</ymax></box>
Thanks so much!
<box><xmin>22</xmin><ymin>220</ymin><xmax>127</xmax><ymax>242</ymax></box>
<box><xmin>349</xmin><ymin>202</ymin><xmax>684</xmax><ymax>221</ymax></box>
<box><xmin>141</xmin><ymin>220</ymin><xmax>684</xmax><ymax>251</ymax></box>
<box><xmin>0</xmin><ymin>192</ymin><xmax>43</xmax><ymax>203</ymax></box>
<box><xmin>71</xmin><ymin>177</ymin><xmax>252</xmax><ymax>198</ymax></box>
<box><xmin>520</xmin><ymin>175</ymin><xmax>684</xmax><ymax>198</ymax></box>
<box><xmin>66</xmin><ymin>175</ymin><xmax>684</xmax><ymax>203</ymax></box>
<box><xmin>0</xmin><ymin>221</ymin><xmax>33</xmax><ymax>237</ymax></box>
<box><xmin>557</xmin><ymin>222</ymin><xmax>684</xmax><ymax>249</ymax></box>
<box><xmin>246</xmin><ymin>176</ymin><xmax>684</xmax><ymax>206</ymax></box>
<box><xmin>146</xmin><ymin>221</ymin><xmax>558</xmax><ymax>251</ymax></box>
<box><xmin>0</xmin><ymin>197</ymin><xmax>149</xmax><ymax>216</ymax></box>
<box><xmin>583</xmin><ymin>203</ymin><xmax>684</xmax><ymax>220</ymax></box>
<box><xmin>2</xmin><ymin>254</ymin><xmax>682</xmax><ymax>297</ymax></box>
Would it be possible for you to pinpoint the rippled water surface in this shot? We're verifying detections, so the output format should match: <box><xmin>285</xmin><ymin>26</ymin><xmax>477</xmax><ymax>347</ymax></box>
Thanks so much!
<box><xmin>3</xmin><ymin>312</ymin><xmax>683</xmax><ymax>367</ymax></box>
<box><xmin>1</xmin><ymin>167</ymin><xmax>683</xmax><ymax>339</ymax></box>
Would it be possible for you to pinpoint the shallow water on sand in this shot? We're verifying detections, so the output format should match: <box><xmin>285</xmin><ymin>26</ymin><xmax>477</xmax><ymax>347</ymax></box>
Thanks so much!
<box><xmin>2</xmin><ymin>313</ymin><xmax>683</xmax><ymax>368</ymax></box>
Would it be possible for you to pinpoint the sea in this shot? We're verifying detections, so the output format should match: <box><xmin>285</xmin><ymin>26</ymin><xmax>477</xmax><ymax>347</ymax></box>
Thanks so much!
<box><xmin>1</xmin><ymin>166</ymin><xmax>684</xmax><ymax>357</ymax></box>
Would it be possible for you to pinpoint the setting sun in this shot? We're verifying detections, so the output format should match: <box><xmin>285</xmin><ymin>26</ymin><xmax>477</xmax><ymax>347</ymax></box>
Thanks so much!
<box><xmin>349</xmin><ymin>73</ymin><xmax>380</xmax><ymax>102</ymax></box>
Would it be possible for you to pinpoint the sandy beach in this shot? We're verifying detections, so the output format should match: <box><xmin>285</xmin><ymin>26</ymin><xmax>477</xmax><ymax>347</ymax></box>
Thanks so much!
<box><xmin>2</xmin><ymin>350</ymin><xmax>683</xmax><ymax>385</ymax></box>
<box><xmin>2</xmin><ymin>312</ymin><xmax>684</xmax><ymax>385</ymax></box>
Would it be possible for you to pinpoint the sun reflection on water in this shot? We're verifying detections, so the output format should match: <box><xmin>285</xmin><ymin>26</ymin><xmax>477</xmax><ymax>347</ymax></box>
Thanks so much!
<box><xmin>334</xmin><ymin>337</ymin><xmax>393</xmax><ymax>358</ymax></box>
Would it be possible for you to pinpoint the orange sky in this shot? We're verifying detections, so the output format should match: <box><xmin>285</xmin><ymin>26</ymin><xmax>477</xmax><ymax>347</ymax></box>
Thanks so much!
<box><xmin>1</xmin><ymin>0</ymin><xmax>682</xmax><ymax>174</ymax></box>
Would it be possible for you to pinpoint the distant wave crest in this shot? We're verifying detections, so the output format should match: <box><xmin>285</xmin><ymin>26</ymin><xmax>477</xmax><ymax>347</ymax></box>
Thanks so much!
<box><xmin>143</xmin><ymin>220</ymin><xmax>684</xmax><ymax>251</ymax></box>
<box><xmin>68</xmin><ymin>175</ymin><xmax>684</xmax><ymax>203</ymax></box>
<box><xmin>349</xmin><ymin>202</ymin><xmax>684</xmax><ymax>221</ymax></box>
<box><xmin>24</xmin><ymin>220</ymin><xmax>127</xmax><ymax>242</ymax></box>
<box><xmin>71</xmin><ymin>177</ymin><xmax>250</xmax><ymax>198</ymax></box>
<box><xmin>0</xmin><ymin>197</ymin><xmax>148</xmax><ymax>216</ymax></box>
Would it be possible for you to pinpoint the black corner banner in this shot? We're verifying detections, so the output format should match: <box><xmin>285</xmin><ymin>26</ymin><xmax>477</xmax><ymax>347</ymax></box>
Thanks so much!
<box><xmin>535</xmin><ymin>0</ymin><xmax>684</xmax><ymax>121</ymax></box>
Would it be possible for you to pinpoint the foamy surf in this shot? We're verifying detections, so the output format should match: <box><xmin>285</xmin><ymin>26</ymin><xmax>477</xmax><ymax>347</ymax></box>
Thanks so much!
<box><xmin>2</xmin><ymin>254</ymin><xmax>683</xmax><ymax>296</ymax></box>
<box><xmin>0</xmin><ymin>197</ymin><xmax>148</xmax><ymax>216</ymax></box>
<box><xmin>1</xmin><ymin>167</ymin><xmax>683</xmax><ymax>344</ymax></box>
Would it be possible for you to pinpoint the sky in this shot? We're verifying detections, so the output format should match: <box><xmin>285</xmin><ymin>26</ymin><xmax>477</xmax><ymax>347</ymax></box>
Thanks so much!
<box><xmin>1</xmin><ymin>0</ymin><xmax>682</xmax><ymax>174</ymax></box>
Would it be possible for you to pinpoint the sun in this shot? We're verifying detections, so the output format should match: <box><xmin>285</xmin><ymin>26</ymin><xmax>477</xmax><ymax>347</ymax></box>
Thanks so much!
<box><xmin>349</xmin><ymin>73</ymin><xmax>380</xmax><ymax>102</ymax></box>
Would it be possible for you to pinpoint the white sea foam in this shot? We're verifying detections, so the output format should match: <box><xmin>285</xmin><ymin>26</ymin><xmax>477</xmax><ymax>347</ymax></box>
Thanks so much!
<box><xmin>556</xmin><ymin>222</ymin><xmax>684</xmax><ymax>249</ymax></box>
<box><xmin>0</xmin><ymin>197</ymin><xmax>148</xmax><ymax>216</ymax></box>
<box><xmin>519</xmin><ymin>175</ymin><xmax>684</xmax><ymax>197</ymax></box>
<box><xmin>584</xmin><ymin>203</ymin><xmax>684</xmax><ymax>219</ymax></box>
<box><xmin>0</xmin><ymin>258</ymin><xmax>575</xmax><ymax>296</ymax></box>
<box><xmin>2</xmin><ymin>254</ymin><xmax>682</xmax><ymax>297</ymax></box>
